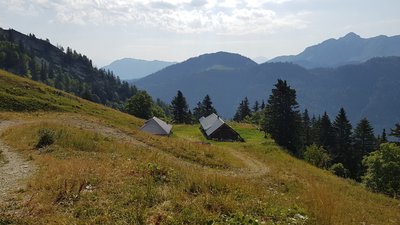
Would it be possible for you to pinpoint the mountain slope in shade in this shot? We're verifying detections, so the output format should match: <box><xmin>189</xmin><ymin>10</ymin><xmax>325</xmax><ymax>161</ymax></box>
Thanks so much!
<box><xmin>102</xmin><ymin>58</ymin><xmax>176</xmax><ymax>80</ymax></box>
<box><xmin>135</xmin><ymin>52</ymin><xmax>400</xmax><ymax>133</ymax></box>
<box><xmin>269</xmin><ymin>32</ymin><xmax>400</xmax><ymax>68</ymax></box>
<box><xmin>134</xmin><ymin>52</ymin><xmax>258</xmax><ymax>111</ymax></box>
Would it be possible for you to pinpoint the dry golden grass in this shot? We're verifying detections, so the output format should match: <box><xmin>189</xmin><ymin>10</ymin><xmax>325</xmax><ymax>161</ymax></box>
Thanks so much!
<box><xmin>0</xmin><ymin>115</ymin><xmax>398</xmax><ymax>224</ymax></box>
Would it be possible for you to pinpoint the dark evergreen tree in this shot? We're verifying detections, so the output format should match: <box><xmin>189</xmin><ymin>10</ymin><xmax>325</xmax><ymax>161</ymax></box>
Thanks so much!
<box><xmin>263</xmin><ymin>79</ymin><xmax>302</xmax><ymax>154</ymax></box>
<box><xmin>318</xmin><ymin>112</ymin><xmax>335</xmax><ymax>151</ymax></box>
<box><xmin>260</xmin><ymin>100</ymin><xmax>265</xmax><ymax>110</ymax></box>
<box><xmin>353</xmin><ymin>118</ymin><xmax>376</xmax><ymax>157</ymax></box>
<box><xmin>353</xmin><ymin>118</ymin><xmax>376</xmax><ymax>179</ymax></box>
<box><xmin>192</xmin><ymin>95</ymin><xmax>218</xmax><ymax>120</ymax></box>
<box><xmin>233</xmin><ymin>97</ymin><xmax>251</xmax><ymax>122</ymax></box>
<box><xmin>187</xmin><ymin>110</ymin><xmax>195</xmax><ymax>124</ymax></box>
<box><xmin>170</xmin><ymin>90</ymin><xmax>190</xmax><ymax>124</ymax></box>
<box><xmin>380</xmin><ymin>129</ymin><xmax>388</xmax><ymax>144</ymax></box>
<box><xmin>155</xmin><ymin>98</ymin><xmax>171</xmax><ymax>117</ymax></box>
<box><xmin>200</xmin><ymin>94</ymin><xmax>217</xmax><ymax>118</ymax></box>
<box><xmin>332</xmin><ymin>108</ymin><xmax>355</xmax><ymax>178</ymax></box>
<box><xmin>302</xmin><ymin>109</ymin><xmax>313</xmax><ymax>148</ymax></box>
<box><xmin>193</xmin><ymin>101</ymin><xmax>203</xmax><ymax>120</ymax></box>
<box><xmin>253</xmin><ymin>101</ymin><xmax>260</xmax><ymax>112</ymax></box>
<box><xmin>390</xmin><ymin>123</ymin><xmax>400</xmax><ymax>142</ymax></box>
<box><xmin>310</xmin><ymin>115</ymin><xmax>321</xmax><ymax>145</ymax></box>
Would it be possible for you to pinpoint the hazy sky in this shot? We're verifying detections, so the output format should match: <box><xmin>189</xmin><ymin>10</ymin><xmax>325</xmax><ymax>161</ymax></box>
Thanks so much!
<box><xmin>1</xmin><ymin>0</ymin><xmax>399</xmax><ymax>66</ymax></box>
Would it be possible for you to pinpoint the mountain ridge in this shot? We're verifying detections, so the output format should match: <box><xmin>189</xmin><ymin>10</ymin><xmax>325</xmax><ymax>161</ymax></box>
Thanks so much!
<box><xmin>269</xmin><ymin>32</ymin><xmax>400</xmax><ymax>68</ymax></box>
<box><xmin>102</xmin><ymin>58</ymin><xmax>176</xmax><ymax>80</ymax></box>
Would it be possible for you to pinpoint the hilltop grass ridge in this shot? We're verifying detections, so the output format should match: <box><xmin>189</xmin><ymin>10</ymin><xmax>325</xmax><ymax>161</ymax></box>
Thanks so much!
<box><xmin>0</xmin><ymin>69</ymin><xmax>400</xmax><ymax>224</ymax></box>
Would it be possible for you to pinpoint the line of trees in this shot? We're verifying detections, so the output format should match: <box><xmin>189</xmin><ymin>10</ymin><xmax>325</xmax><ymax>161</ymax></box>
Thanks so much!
<box><xmin>238</xmin><ymin>79</ymin><xmax>399</xmax><ymax>197</ymax></box>
<box><xmin>125</xmin><ymin>90</ymin><xmax>217</xmax><ymax>124</ymax></box>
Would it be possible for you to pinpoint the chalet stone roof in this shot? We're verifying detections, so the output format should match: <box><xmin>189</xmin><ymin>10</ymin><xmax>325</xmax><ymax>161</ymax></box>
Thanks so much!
<box><xmin>140</xmin><ymin>117</ymin><xmax>172</xmax><ymax>135</ymax></box>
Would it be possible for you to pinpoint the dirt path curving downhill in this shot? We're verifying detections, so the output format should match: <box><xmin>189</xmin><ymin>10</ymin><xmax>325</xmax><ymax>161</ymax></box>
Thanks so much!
<box><xmin>0</xmin><ymin>121</ymin><xmax>36</xmax><ymax>204</ymax></box>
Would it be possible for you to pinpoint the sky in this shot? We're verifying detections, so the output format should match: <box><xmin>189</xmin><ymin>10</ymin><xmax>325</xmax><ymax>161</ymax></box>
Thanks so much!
<box><xmin>1</xmin><ymin>0</ymin><xmax>399</xmax><ymax>67</ymax></box>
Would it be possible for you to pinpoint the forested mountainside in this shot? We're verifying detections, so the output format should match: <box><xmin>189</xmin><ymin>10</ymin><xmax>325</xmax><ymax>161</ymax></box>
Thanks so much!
<box><xmin>135</xmin><ymin>53</ymin><xmax>400</xmax><ymax>133</ymax></box>
<box><xmin>0</xmin><ymin>28</ymin><xmax>136</xmax><ymax>109</ymax></box>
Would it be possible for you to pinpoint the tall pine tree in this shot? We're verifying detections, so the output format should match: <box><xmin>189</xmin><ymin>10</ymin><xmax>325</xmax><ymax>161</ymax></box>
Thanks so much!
<box><xmin>353</xmin><ymin>118</ymin><xmax>376</xmax><ymax>157</ymax></box>
<box><xmin>233</xmin><ymin>97</ymin><xmax>252</xmax><ymax>122</ymax></box>
<box><xmin>302</xmin><ymin>109</ymin><xmax>313</xmax><ymax>148</ymax></box>
<box><xmin>193</xmin><ymin>95</ymin><xmax>217</xmax><ymax>120</ymax></box>
<box><xmin>380</xmin><ymin>129</ymin><xmax>388</xmax><ymax>144</ymax></box>
<box><xmin>263</xmin><ymin>79</ymin><xmax>302</xmax><ymax>154</ymax></box>
<box><xmin>332</xmin><ymin>108</ymin><xmax>356</xmax><ymax>177</ymax></box>
<box><xmin>171</xmin><ymin>90</ymin><xmax>190</xmax><ymax>124</ymax></box>
<box><xmin>353</xmin><ymin>118</ymin><xmax>376</xmax><ymax>179</ymax></box>
<box><xmin>318</xmin><ymin>112</ymin><xmax>335</xmax><ymax>151</ymax></box>
<box><xmin>252</xmin><ymin>101</ymin><xmax>260</xmax><ymax>112</ymax></box>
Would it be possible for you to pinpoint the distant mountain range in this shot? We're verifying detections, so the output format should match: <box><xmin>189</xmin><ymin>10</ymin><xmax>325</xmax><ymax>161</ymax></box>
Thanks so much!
<box><xmin>102</xmin><ymin>58</ymin><xmax>176</xmax><ymax>80</ymax></box>
<box><xmin>269</xmin><ymin>32</ymin><xmax>400</xmax><ymax>68</ymax></box>
<box><xmin>134</xmin><ymin>52</ymin><xmax>400</xmax><ymax>133</ymax></box>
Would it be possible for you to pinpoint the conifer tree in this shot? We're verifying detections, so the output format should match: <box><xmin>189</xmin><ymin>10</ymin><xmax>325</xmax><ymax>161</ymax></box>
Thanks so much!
<box><xmin>260</xmin><ymin>100</ymin><xmax>265</xmax><ymax>110</ymax></box>
<box><xmin>193</xmin><ymin>95</ymin><xmax>217</xmax><ymax>120</ymax></box>
<box><xmin>332</xmin><ymin>108</ymin><xmax>355</xmax><ymax>177</ymax></box>
<box><xmin>233</xmin><ymin>97</ymin><xmax>251</xmax><ymax>122</ymax></box>
<box><xmin>263</xmin><ymin>79</ymin><xmax>301</xmax><ymax>154</ymax></box>
<box><xmin>380</xmin><ymin>129</ymin><xmax>388</xmax><ymax>143</ymax></box>
<box><xmin>193</xmin><ymin>101</ymin><xmax>203</xmax><ymax>120</ymax></box>
<box><xmin>253</xmin><ymin>101</ymin><xmax>259</xmax><ymax>112</ymax></box>
<box><xmin>201</xmin><ymin>94</ymin><xmax>217</xmax><ymax>116</ymax></box>
<box><xmin>310</xmin><ymin>115</ymin><xmax>321</xmax><ymax>144</ymax></box>
<box><xmin>353</xmin><ymin>118</ymin><xmax>376</xmax><ymax>157</ymax></box>
<box><xmin>318</xmin><ymin>112</ymin><xmax>335</xmax><ymax>151</ymax></box>
<box><xmin>171</xmin><ymin>90</ymin><xmax>190</xmax><ymax>124</ymax></box>
<box><xmin>302</xmin><ymin>109</ymin><xmax>313</xmax><ymax>147</ymax></box>
<box><xmin>353</xmin><ymin>118</ymin><xmax>376</xmax><ymax>179</ymax></box>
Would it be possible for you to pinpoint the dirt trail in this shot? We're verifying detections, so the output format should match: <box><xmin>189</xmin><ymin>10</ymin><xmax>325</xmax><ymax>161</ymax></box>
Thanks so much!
<box><xmin>0</xmin><ymin>121</ymin><xmax>36</xmax><ymax>204</ymax></box>
<box><xmin>229</xmin><ymin>150</ymin><xmax>270</xmax><ymax>176</ymax></box>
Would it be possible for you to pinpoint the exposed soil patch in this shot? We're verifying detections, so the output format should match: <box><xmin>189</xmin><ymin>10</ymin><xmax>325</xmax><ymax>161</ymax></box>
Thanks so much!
<box><xmin>0</xmin><ymin>121</ymin><xmax>36</xmax><ymax>204</ymax></box>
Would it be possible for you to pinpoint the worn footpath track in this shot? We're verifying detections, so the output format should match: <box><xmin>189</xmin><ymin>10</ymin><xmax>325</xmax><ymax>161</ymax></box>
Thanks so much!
<box><xmin>0</xmin><ymin>121</ymin><xmax>36</xmax><ymax>204</ymax></box>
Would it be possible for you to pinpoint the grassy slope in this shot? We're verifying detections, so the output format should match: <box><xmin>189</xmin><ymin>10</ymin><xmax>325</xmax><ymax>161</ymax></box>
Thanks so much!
<box><xmin>0</xmin><ymin>69</ymin><xmax>399</xmax><ymax>224</ymax></box>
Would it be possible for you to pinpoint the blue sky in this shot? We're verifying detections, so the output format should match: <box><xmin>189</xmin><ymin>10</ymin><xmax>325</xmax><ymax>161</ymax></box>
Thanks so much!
<box><xmin>1</xmin><ymin>0</ymin><xmax>399</xmax><ymax>66</ymax></box>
